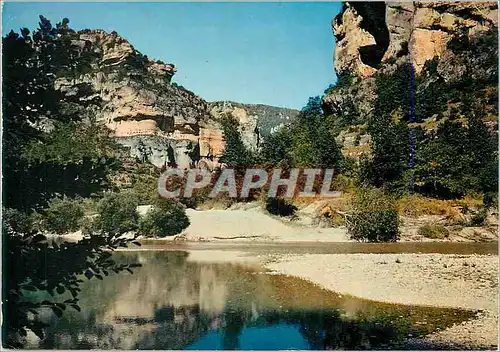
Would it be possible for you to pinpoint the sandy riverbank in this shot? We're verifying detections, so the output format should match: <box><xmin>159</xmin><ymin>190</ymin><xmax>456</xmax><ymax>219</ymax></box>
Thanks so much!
<box><xmin>263</xmin><ymin>252</ymin><xmax>498</xmax><ymax>349</ymax></box>
<box><xmin>182</xmin><ymin>248</ymin><xmax>498</xmax><ymax>349</ymax></box>
<box><xmin>174</xmin><ymin>207</ymin><xmax>498</xmax><ymax>243</ymax></box>
<box><xmin>178</xmin><ymin>207</ymin><xmax>350</xmax><ymax>242</ymax></box>
<box><xmin>49</xmin><ymin>205</ymin><xmax>497</xmax><ymax>244</ymax></box>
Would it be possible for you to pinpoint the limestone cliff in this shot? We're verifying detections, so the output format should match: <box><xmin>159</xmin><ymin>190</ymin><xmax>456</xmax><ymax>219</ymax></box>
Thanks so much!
<box><xmin>208</xmin><ymin>101</ymin><xmax>299</xmax><ymax>145</ymax></box>
<box><xmin>55</xmin><ymin>29</ymin><xmax>297</xmax><ymax>169</ymax></box>
<box><xmin>54</xmin><ymin>29</ymin><xmax>212</xmax><ymax>169</ymax></box>
<box><xmin>324</xmin><ymin>2</ymin><xmax>498</xmax><ymax>157</ymax></box>
<box><xmin>333</xmin><ymin>2</ymin><xmax>498</xmax><ymax>77</ymax></box>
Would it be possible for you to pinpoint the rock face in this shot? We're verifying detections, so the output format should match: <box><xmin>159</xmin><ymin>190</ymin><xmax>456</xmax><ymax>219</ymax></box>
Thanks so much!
<box><xmin>209</xmin><ymin>102</ymin><xmax>261</xmax><ymax>153</ymax></box>
<box><xmin>325</xmin><ymin>2</ymin><xmax>498</xmax><ymax>157</ymax></box>
<box><xmin>333</xmin><ymin>2</ymin><xmax>498</xmax><ymax>77</ymax></box>
<box><xmin>56</xmin><ymin>29</ymin><xmax>212</xmax><ymax>169</ymax></box>
<box><xmin>208</xmin><ymin>101</ymin><xmax>299</xmax><ymax>150</ymax></box>
<box><xmin>333</xmin><ymin>2</ymin><xmax>389</xmax><ymax>78</ymax></box>
<box><xmin>55</xmin><ymin>30</ymin><xmax>299</xmax><ymax>169</ymax></box>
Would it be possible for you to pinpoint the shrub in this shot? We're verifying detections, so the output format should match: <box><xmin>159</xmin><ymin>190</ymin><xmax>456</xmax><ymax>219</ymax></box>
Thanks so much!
<box><xmin>2</xmin><ymin>208</ymin><xmax>33</xmax><ymax>233</ymax></box>
<box><xmin>40</xmin><ymin>198</ymin><xmax>84</xmax><ymax>234</ymax></box>
<box><xmin>265</xmin><ymin>197</ymin><xmax>297</xmax><ymax>217</ymax></box>
<box><xmin>332</xmin><ymin>174</ymin><xmax>358</xmax><ymax>193</ymax></box>
<box><xmin>397</xmin><ymin>195</ymin><xmax>460</xmax><ymax>218</ymax></box>
<box><xmin>80</xmin><ymin>216</ymin><xmax>100</xmax><ymax>235</ymax></box>
<box><xmin>178</xmin><ymin>184</ymin><xmax>212</xmax><ymax>209</ymax></box>
<box><xmin>470</xmin><ymin>208</ymin><xmax>488</xmax><ymax>227</ymax></box>
<box><xmin>483</xmin><ymin>192</ymin><xmax>497</xmax><ymax>209</ymax></box>
<box><xmin>130</xmin><ymin>174</ymin><xmax>159</xmax><ymax>204</ymax></box>
<box><xmin>329</xmin><ymin>211</ymin><xmax>346</xmax><ymax>227</ymax></box>
<box><xmin>95</xmin><ymin>192</ymin><xmax>139</xmax><ymax>234</ymax></box>
<box><xmin>346</xmin><ymin>188</ymin><xmax>400</xmax><ymax>242</ymax></box>
<box><xmin>417</xmin><ymin>223</ymin><xmax>450</xmax><ymax>239</ymax></box>
<box><xmin>138</xmin><ymin>199</ymin><xmax>190</xmax><ymax>237</ymax></box>
<box><xmin>80</xmin><ymin>197</ymin><xmax>99</xmax><ymax>216</ymax></box>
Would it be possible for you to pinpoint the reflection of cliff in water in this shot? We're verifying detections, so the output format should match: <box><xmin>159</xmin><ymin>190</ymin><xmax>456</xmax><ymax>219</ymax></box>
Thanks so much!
<box><xmin>32</xmin><ymin>251</ymin><xmax>477</xmax><ymax>350</ymax></box>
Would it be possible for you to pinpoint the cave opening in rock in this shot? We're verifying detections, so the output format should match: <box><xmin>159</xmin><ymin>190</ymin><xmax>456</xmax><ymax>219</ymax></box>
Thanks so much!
<box><xmin>351</xmin><ymin>2</ymin><xmax>390</xmax><ymax>68</ymax></box>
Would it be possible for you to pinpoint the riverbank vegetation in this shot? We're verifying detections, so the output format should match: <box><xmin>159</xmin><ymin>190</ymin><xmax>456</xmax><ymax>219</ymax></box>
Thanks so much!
<box><xmin>216</xmin><ymin>28</ymin><xmax>498</xmax><ymax>242</ymax></box>
<box><xmin>2</xmin><ymin>17</ymin><xmax>190</xmax><ymax>347</ymax></box>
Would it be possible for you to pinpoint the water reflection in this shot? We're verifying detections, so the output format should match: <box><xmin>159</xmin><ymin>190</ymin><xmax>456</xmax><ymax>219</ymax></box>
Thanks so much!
<box><xmin>28</xmin><ymin>251</ymin><xmax>477</xmax><ymax>350</ymax></box>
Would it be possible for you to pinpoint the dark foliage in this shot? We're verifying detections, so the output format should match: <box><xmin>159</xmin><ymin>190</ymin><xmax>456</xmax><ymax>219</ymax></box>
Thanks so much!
<box><xmin>38</xmin><ymin>198</ymin><xmax>84</xmax><ymax>235</ymax></box>
<box><xmin>138</xmin><ymin>198</ymin><xmax>190</xmax><ymax>237</ymax></box>
<box><xmin>94</xmin><ymin>192</ymin><xmax>140</xmax><ymax>235</ymax></box>
<box><xmin>259</xmin><ymin>127</ymin><xmax>294</xmax><ymax>166</ymax></box>
<box><xmin>361</xmin><ymin>29</ymin><xmax>498</xmax><ymax>198</ymax></box>
<box><xmin>218</xmin><ymin>114</ymin><xmax>256</xmax><ymax>167</ymax></box>
<box><xmin>346</xmin><ymin>188</ymin><xmax>400</xmax><ymax>242</ymax></box>
<box><xmin>2</xmin><ymin>16</ymin><xmax>116</xmax><ymax>211</ymax></box>
<box><xmin>265</xmin><ymin>197</ymin><xmax>297</xmax><ymax>217</ymax></box>
<box><xmin>2</xmin><ymin>226</ymin><xmax>141</xmax><ymax>348</ymax></box>
<box><xmin>415</xmin><ymin>116</ymin><xmax>498</xmax><ymax>197</ymax></box>
<box><xmin>2</xmin><ymin>17</ymin><xmax>141</xmax><ymax>347</ymax></box>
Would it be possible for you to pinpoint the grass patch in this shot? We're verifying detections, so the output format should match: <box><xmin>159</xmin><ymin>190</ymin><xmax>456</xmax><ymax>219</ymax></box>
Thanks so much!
<box><xmin>397</xmin><ymin>195</ymin><xmax>465</xmax><ymax>224</ymax></box>
<box><xmin>417</xmin><ymin>223</ymin><xmax>450</xmax><ymax>239</ymax></box>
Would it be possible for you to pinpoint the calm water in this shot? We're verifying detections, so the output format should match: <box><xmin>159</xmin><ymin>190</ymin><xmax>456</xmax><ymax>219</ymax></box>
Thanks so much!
<box><xmin>27</xmin><ymin>251</ymin><xmax>479</xmax><ymax>350</ymax></box>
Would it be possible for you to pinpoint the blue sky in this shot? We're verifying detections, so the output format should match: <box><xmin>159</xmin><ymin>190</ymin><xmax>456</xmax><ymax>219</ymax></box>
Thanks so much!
<box><xmin>3</xmin><ymin>2</ymin><xmax>341</xmax><ymax>109</ymax></box>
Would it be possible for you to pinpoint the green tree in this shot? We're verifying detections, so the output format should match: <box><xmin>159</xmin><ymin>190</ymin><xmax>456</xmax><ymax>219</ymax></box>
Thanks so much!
<box><xmin>218</xmin><ymin>114</ymin><xmax>255</xmax><ymax>167</ymax></box>
<box><xmin>2</xmin><ymin>16</ymin><xmax>107</xmax><ymax>211</ymax></box>
<box><xmin>259</xmin><ymin>127</ymin><xmax>293</xmax><ymax>166</ymax></box>
<box><xmin>416</xmin><ymin>115</ymin><xmax>498</xmax><ymax>197</ymax></box>
<box><xmin>138</xmin><ymin>198</ymin><xmax>190</xmax><ymax>237</ymax></box>
<box><xmin>346</xmin><ymin>187</ymin><xmax>400</xmax><ymax>242</ymax></box>
<box><xmin>364</xmin><ymin>64</ymin><xmax>413</xmax><ymax>189</ymax></box>
<box><xmin>39</xmin><ymin>197</ymin><xmax>84</xmax><ymax>235</ymax></box>
<box><xmin>261</xmin><ymin>96</ymin><xmax>343</xmax><ymax>169</ymax></box>
<box><xmin>1</xmin><ymin>17</ymin><xmax>140</xmax><ymax>347</ymax></box>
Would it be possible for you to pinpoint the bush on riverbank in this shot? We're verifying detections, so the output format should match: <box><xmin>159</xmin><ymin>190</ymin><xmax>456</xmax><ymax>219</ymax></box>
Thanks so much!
<box><xmin>139</xmin><ymin>198</ymin><xmax>190</xmax><ymax>237</ymax></box>
<box><xmin>93</xmin><ymin>192</ymin><xmax>140</xmax><ymax>235</ymax></box>
<box><xmin>36</xmin><ymin>197</ymin><xmax>84</xmax><ymax>235</ymax></box>
<box><xmin>469</xmin><ymin>207</ymin><xmax>489</xmax><ymax>227</ymax></box>
<box><xmin>266</xmin><ymin>197</ymin><xmax>297</xmax><ymax>217</ymax></box>
<box><xmin>417</xmin><ymin>223</ymin><xmax>450</xmax><ymax>239</ymax></box>
<box><xmin>2</xmin><ymin>207</ymin><xmax>35</xmax><ymax>234</ymax></box>
<box><xmin>346</xmin><ymin>188</ymin><xmax>400</xmax><ymax>242</ymax></box>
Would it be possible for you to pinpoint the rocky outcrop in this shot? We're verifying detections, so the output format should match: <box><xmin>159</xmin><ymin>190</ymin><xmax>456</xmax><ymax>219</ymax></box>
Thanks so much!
<box><xmin>199</xmin><ymin>102</ymin><xmax>298</xmax><ymax>170</ymax></box>
<box><xmin>55</xmin><ymin>29</ymin><xmax>299</xmax><ymax>169</ymax></box>
<box><xmin>209</xmin><ymin>102</ymin><xmax>260</xmax><ymax>152</ymax></box>
<box><xmin>205</xmin><ymin>101</ymin><xmax>299</xmax><ymax>167</ymax></box>
<box><xmin>325</xmin><ymin>2</ymin><xmax>498</xmax><ymax>157</ymax></box>
<box><xmin>209</xmin><ymin>101</ymin><xmax>299</xmax><ymax>141</ymax></box>
<box><xmin>197</xmin><ymin>128</ymin><xmax>224</xmax><ymax>170</ymax></box>
<box><xmin>333</xmin><ymin>2</ymin><xmax>498</xmax><ymax>77</ymax></box>
<box><xmin>333</xmin><ymin>2</ymin><xmax>389</xmax><ymax>77</ymax></box>
<box><xmin>55</xmin><ymin>29</ymin><xmax>213</xmax><ymax>169</ymax></box>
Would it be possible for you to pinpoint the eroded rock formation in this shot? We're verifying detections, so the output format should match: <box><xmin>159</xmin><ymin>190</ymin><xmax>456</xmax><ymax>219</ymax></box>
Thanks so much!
<box><xmin>325</xmin><ymin>1</ymin><xmax>498</xmax><ymax>157</ymax></box>
<box><xmin>55</xmin><ymin>29</ymin><xmax>213</xmax><ymax>168</ymax></box>
<box><xmin>333</xmin><ymin>2</ymin><xmax>498</xmax><ymax>77</ymax></box>
<box><xmin>55</xmin><ymin>29</ymin><xmax>299</xmax><ymax>169</ymax></box>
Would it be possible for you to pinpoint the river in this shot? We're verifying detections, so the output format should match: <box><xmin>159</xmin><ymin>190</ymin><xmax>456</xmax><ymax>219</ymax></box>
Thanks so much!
<box><xmin>23</xmin><ymin>242</ymin><xmax>496</xmax><ymax>350</ymax></box>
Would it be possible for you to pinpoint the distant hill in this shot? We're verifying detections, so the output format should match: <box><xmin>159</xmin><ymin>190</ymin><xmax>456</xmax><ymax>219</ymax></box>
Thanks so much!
<box><xmin>209</xmin><ymin>101</ymin><xmax>300</xmax><ymax>138</ymax></box>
